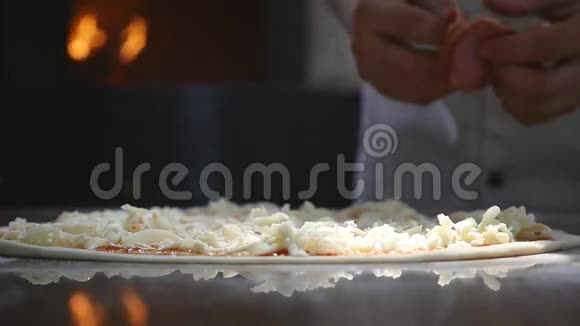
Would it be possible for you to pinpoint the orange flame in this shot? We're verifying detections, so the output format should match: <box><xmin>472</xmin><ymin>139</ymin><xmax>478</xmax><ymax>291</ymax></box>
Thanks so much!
<box><xmin>120</xmin><ymin>16</ymin><xmax>148</xmax><ymax>64</ymax></box>
<box><xmin>121</xmin><ymin>287</ymin><xmax>148</xmax><ymax>326</ymax></box>
<box><xmin>67</xmin><ymin>13</ymin><xmax>107</xmax><ymax>61</ymax></box>
<box><xmin>68</xmin><ymin>291</ymin><xmax>104</xmax><ymax>326</ymax></box>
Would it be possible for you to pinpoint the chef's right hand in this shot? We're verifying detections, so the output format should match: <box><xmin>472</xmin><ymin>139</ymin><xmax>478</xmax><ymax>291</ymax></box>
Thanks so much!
<box><xmin>352</xmin><ymin>0</ymin><xmax>452</xmax><ymax>105</ymax></box>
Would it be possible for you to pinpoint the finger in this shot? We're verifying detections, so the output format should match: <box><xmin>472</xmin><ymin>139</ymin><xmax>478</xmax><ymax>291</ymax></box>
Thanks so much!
<box><xmin>356</xmin><ymin>0</ymin><xmax>448</xmax><ymax>44</ymax></box>
<box><xmin>484</xmin><ymin>0</ymin><xmax>575</xmax><ymax>15</ymax></box>
<box><xmin>552</xmin><ymin>58</ymin><xmax>580</xmax><ymax>109</ymax></box>
<box><xmin>480</xmin><ymin>15</ymin><xmax>580</xmax><ymax>64</ymax></box>
<box><xmin>492</xmin><ymin>65</ymin><xmax>552</xmax><ymax>109</ymax></box>
<box><xmin>377</xmin><ymin>47</ymin><xmax>452</xmax><ymax>104</ymax></box>
<box><xmin>491</xmin><ymin>62</ymin><xmax>580</xmax><ymax>125</ymax></box>
<box><xmin>541</xmin><ymin>1</ymin><xmax>580</xmax><ymax>21</ymax></box>
<box><xmin>411</xmin><ymin>0</ymin><xmax>454</xmax><ymax>15</ymax></box>
<box><xmin>510</xmin><ymin>97</ymin><xmax>578</xmax><ymax>125</ymax></box>
<box><xmin>353</xmin><ymin>33</ymin><xmax>451</xmax><ymax>104</ymax></box>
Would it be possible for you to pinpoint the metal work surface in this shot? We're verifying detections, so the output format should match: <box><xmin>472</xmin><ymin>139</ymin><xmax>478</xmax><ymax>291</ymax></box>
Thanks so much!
<box><xmin>1</xmin><ymin>249</ymin><xmax>580</xmax><ymax>326</ymax></box>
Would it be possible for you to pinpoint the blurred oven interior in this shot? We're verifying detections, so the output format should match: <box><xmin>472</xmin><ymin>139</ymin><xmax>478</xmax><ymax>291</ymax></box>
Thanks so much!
<box><xmin>0</xmin><ymin>0</ymin><xmax>361</xmax><ymax>219</ymax></box>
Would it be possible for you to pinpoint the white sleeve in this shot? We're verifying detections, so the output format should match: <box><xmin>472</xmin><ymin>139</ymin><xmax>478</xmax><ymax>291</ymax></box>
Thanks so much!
<box><xmin>361</xmin><ymin>82</ymin><xmax>459</xmax><ymax>146</ymax></box>
<box><xmin>328</xmin><ymin>0</ymin><xmax>360</xmax><ymax>31</ymax></box>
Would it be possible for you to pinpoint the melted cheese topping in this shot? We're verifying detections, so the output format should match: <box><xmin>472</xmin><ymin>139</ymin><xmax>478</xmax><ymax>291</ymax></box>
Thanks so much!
<box><xmin>0</xmin><ymin>200</ymin><xmax>553</xmax><ymax>256</ymax></box>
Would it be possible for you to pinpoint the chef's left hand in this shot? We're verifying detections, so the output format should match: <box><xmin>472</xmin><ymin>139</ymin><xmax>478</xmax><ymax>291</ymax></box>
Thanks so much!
<box><xmin>478</xmin><ymin>0</ymin><xmax>580</xmax><ymax>125</ymax></box>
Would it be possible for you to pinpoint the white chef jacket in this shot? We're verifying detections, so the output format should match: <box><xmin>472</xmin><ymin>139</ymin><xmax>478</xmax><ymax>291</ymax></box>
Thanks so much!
<box><xmin>335</xmin><ymin>0</ymin><xmax>580</xmax><ymax>213</ymax></box>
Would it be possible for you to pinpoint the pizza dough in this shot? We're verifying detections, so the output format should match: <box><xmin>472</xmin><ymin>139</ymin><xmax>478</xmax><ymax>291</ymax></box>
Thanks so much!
<box><xmin>1</xmin><ymin>232</ymin><xmax>579</xmax><ymax>264</ymax></box>
<box><xmin>1</xmin><ymin>200</ymin><xmax>580</xmax><ymax>264</ymax></box>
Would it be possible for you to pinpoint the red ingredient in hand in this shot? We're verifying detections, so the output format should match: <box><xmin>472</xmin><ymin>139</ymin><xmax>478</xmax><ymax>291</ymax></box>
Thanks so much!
<box><xmin>441</xmin><ymin>6</ymin><xmax>513</xmax><ymax>91</ymax></box>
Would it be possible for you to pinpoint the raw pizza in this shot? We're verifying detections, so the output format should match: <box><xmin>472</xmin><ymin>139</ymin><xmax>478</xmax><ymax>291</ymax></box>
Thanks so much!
<box><xmin>1</xmin><ymin>200</ymin><xmax>579</xmax><ymax>263</ymax></box>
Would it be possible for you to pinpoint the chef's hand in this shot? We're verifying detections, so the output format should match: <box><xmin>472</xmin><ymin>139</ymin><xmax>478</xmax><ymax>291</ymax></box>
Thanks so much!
<box><xmin>484</xmin><ymin>0</ymin><xmax>580</xmax><ymax>20</ymax></box>
<box><xmin>480</xmin><ymin>0</ymin><xmax>580</xmax><ymax>125</ymax></box>
<box><xmin>352</xmin><ymin>0</ymin><xmax>451</xmax><ymax>105</ymax></box>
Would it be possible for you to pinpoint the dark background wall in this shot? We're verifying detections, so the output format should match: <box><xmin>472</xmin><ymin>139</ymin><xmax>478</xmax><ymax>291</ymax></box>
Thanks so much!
<box><xmin>0</xmin><ymin>87</ymin><xmax>359</xmax><ymax>213</ymax></box>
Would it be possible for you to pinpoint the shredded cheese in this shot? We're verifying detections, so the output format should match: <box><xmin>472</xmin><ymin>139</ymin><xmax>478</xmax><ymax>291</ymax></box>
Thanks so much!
<box><xmin>0</xmin><ymin>200</ymin><xmax>553</xmax><ymax>256</ymax></box>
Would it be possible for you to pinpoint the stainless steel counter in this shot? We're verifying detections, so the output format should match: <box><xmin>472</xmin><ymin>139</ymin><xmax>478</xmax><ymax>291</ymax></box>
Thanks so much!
<box><xmin>2</xmin><ymin>249</ymin><xmax>580</xmax><ymax>326</ymax></box>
